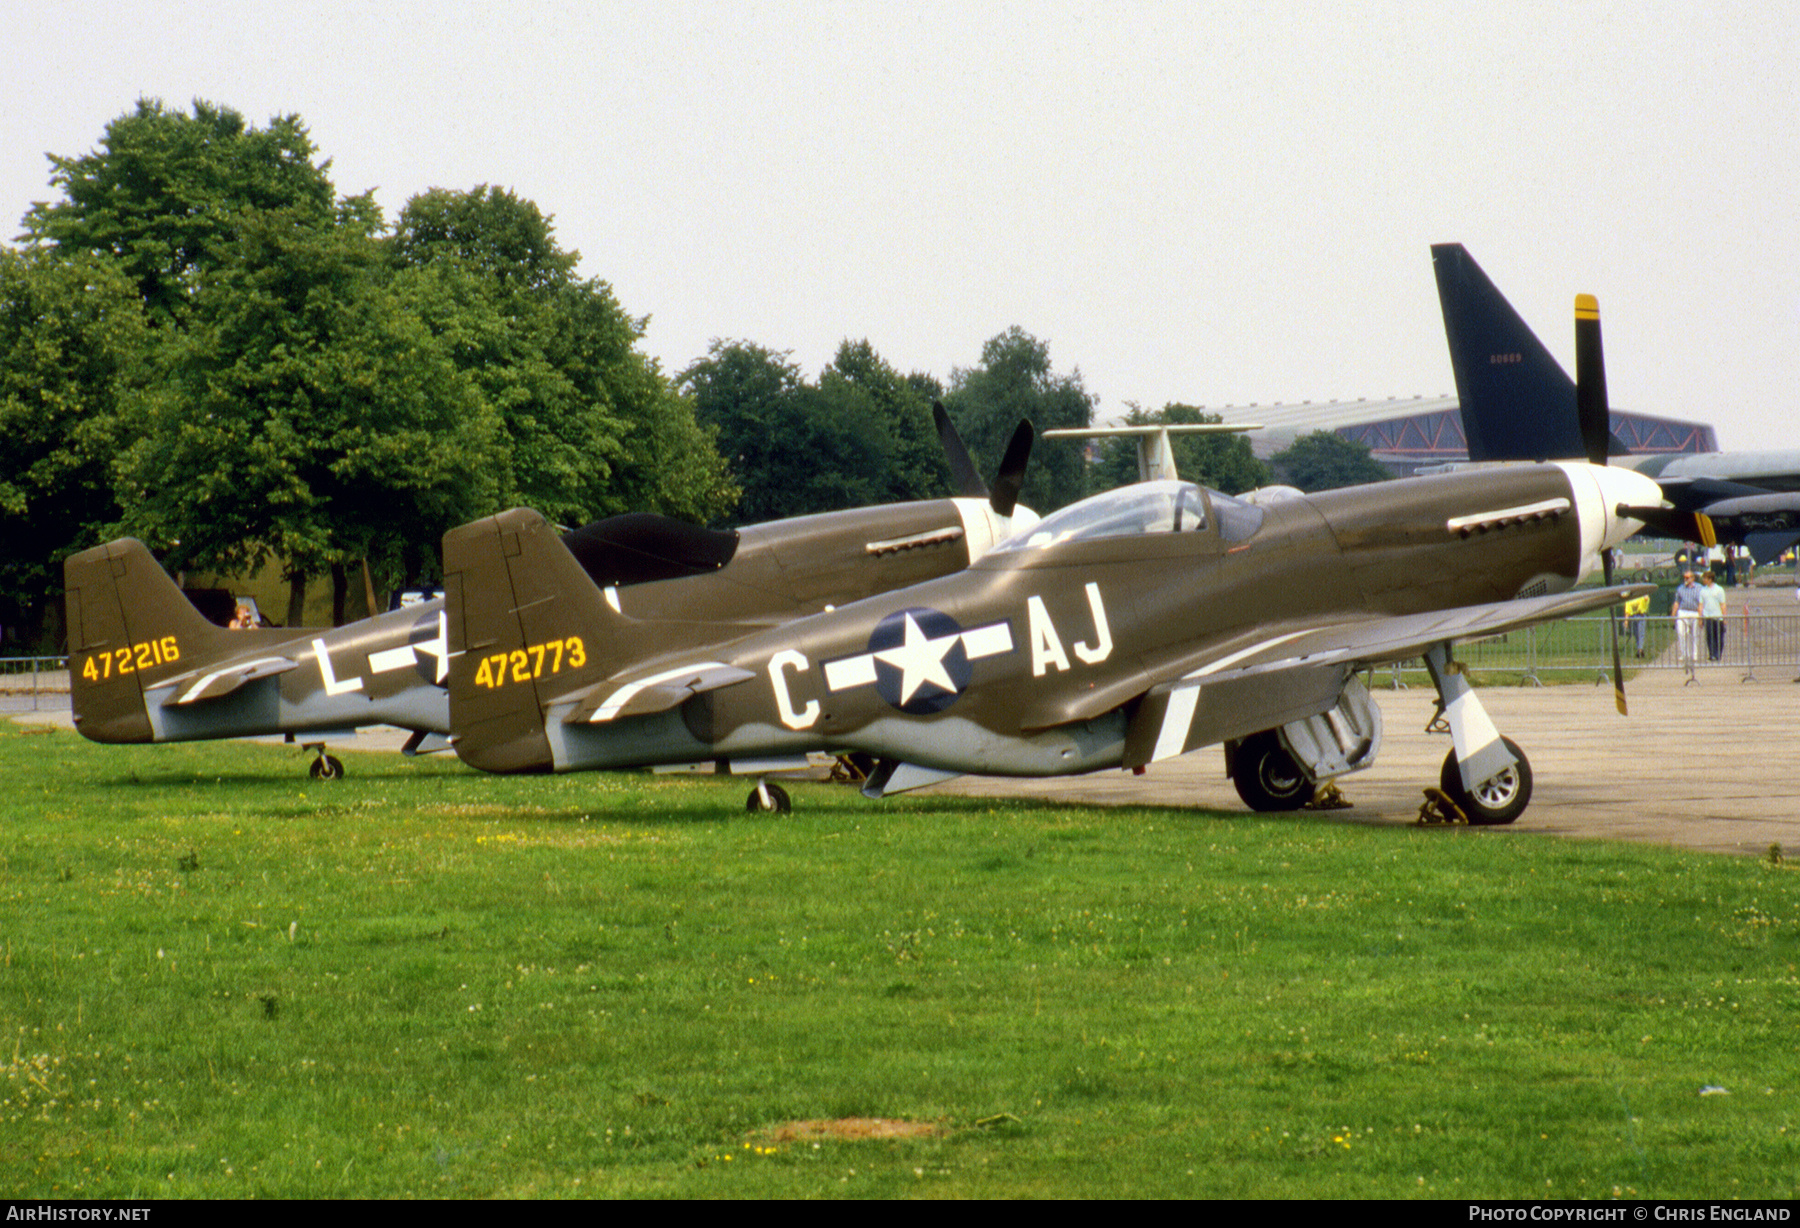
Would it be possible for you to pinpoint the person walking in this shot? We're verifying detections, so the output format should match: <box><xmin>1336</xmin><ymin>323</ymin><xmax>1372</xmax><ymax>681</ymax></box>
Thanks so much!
<box><xmin>1673</xmin><ymin>570</ymin><xmax>1704</xmax><ymax>682</ymax></box>
<box><xmin>1699</xmin><ymin>571</ymin><xmax>1728</xmax><ymax>662</ymax></box>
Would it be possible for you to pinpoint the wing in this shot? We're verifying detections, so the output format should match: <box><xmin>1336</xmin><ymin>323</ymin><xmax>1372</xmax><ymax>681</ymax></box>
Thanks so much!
<box><xmin>1119</xmin><ymin>585</ymin><xmax>1650</xmax><ymax>768</ymax></box>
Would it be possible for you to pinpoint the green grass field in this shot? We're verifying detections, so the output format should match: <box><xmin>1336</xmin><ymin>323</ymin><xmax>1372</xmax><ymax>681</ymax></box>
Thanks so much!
<box><xmin>3</xmin><ymin>722</ymin><xmax>1796</xmax><ymax>1199</ymax></box>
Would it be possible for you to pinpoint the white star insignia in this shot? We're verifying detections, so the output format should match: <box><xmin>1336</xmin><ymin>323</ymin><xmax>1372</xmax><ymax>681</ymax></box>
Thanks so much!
<box><xmin>872</xmin><ymin>612</ymin><xmax>961</xmax><ymax>704</ymax></box>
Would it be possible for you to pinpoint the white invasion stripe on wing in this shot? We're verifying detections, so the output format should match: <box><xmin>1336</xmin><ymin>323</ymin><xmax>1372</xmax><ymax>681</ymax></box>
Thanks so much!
<box><xmin>1150</xmin><ymin>629</ymin><xmax>1319</xmax><ymax>763</ymax></box>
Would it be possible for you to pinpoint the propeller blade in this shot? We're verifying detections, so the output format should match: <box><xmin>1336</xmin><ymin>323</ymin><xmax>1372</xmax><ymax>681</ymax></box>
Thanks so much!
<box><xmin>932</xmin><ymin>401</ymin><xmax>989</xmax><ymax>500</ymax></box>
<box><xmin>1602</xmin><ymin>548</ymin><xmax>1627</xmax><ymax>715</ymax></box>
<box><xmin>1619</xmin><ymin>505</ymin><xmax>1717</xmax><ymax>548</ymax></box>
<box><xmin>989</xmin><ymin>419</ymin><xmax>1035</xmax><ymax>518</ymax></box>
<box><xmin>1573</xmin><ymin>294</ymin><xmax>1613</xmax><ymax>467</ymax></box>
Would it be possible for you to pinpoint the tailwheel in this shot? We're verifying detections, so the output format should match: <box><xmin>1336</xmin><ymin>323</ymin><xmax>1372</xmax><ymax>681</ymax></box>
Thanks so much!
<box><xmin>745</xmin><ymin>781</ymin><xmax>792</xmax><ymax>814</ymax></box>
<box><xmin>1230</xmin><ymin>732</ymin><xmax>1314</xmax><ymax>812</ymax></box>
<box><xmin>309</xmin><ymin>754</ymin><xmax>345</xmax><ymax>781</ymax></box>
<box><xmin>1439</xmin><ymin>736</ymin><xmax>1531</xmax><ymax>825</ymax></box>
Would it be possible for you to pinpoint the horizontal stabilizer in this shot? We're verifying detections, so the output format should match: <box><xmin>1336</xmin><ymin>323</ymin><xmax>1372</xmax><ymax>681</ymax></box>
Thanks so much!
<box><xmin>165</xmin><ymin>656</ymin><xmax>299</xmax><ymax>705</ymax></box>
<box><xmin>402</xmin><ymin>730</ymin><xmax>455</xmax><ymax>756</ymax></box>
<box><xmin>569</xmin><ymin>661</ymin><xmax>756</xmax><ymax>724</ymax></box>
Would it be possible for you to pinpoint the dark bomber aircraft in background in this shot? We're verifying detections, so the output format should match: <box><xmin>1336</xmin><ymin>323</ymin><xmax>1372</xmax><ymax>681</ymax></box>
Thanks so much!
<box><xmin>65</xmin><ymin>413</ymin><xmax>1039</xmax><ymax>778</ymax></box>
<box><xmin>444</xmin><ymin>456</ymin><xmax>1660</xmax><ymax>824</ymax></box>
<box><xmin>1433</xmin><ymin>242</ymin><xmax>1800</xmax><ymax>563</ymax></box>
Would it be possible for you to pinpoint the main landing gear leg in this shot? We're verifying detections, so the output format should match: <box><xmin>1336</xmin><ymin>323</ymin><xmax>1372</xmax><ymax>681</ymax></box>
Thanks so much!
<box><xmin>1423</xmin><ymin>643</ymin><xmax>1532</xmax><ymax>825</ymax></box>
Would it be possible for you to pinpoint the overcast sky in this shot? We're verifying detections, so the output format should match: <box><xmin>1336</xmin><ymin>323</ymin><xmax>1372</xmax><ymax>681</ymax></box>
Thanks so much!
<box><xmin>8</xmin><ymin>1</ymin><xmax>1795</xmax><ymax>449</ymax></box>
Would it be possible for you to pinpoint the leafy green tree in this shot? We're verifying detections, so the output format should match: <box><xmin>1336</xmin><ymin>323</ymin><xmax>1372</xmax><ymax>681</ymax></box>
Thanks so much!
<box><xmin>815</xmin><ymin>339</ymin><xmax>949</xmax><ymax>505</ymax></box>
<box><xmin>682</xmin><ymin>338</ymin><xmax>953</xmax><ymax>525</ymax></box>
<box><xmin>1271</xmin><ymin>430</ymin><xmax>1394</xmax><ymax>492</ymax></box>
<box><xmin>681</xmin><ymin>340</ymin><xmax>825</xmax><ymax>523</ymax></box>
<box><xmin>1087</xmin><ymin>403</ymin><xmax>1273</xmax><ymax>495</ymax></box>
<box><xmin>0</xmin><ymin>250</ymin><xmax>150</xmax><ymax>647</ymax></box>
<box><xmin>119</xmin><ymin>205</ymin><xmax>503</xmax><ymax>625</ymax></box>
<box><xmin>944</xmin><ymin>327</ymin><xmax>1094</xmax><ymax>512</ymax></box>
<box><xmin>390</xmin><ymin>186</ymin><xmax>733</xmax><ymax>526</ymax></box>
<box><xmin>21</xmin><ymin>99</ymin><xmax>335</xmax><ymax>325</ymax></box>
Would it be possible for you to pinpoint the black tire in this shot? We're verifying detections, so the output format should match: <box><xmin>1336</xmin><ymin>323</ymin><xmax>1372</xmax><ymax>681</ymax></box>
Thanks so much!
<box><xmin>309</xmin><ymin>755</ymin><xmax>345</xmax><ymax>781</ymax></box>
<box><xmin>1231</xmin><ymin>732</ymin><xmax>1313</xmax><ymax>812</ymax></box>
<box><xmin>745</xmin><ymin>782</ymin><xmax>792</xmax><ymax>814</ymax></box>
<box><xmin>1439</xmin><ymin>736</ymin><xmax>1531</xmax><ymax>825</ymax></box>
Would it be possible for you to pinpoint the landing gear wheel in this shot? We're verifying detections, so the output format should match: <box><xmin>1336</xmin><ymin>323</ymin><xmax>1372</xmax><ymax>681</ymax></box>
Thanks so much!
<box><xmin>309</xmin><ymin>754</ymin><xmax>345</xmax><ymax>781</ymax></box>
<box><xmin>1231</xmin><ymin>733</ymin><xmax>1313</xmax><ymax>812</ymax></box>
<box><xmin>745</xmin><ymin>782</ymin><xmax>792</xmax><ymax>814</ymax></box>
<box><xmin>1439</xmin><ymin>736</ymin><xmax>1531</xmax><ymax>825</ymax></box>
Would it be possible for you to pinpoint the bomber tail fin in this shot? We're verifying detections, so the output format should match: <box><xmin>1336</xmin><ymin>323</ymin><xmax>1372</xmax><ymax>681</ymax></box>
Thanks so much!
<box><xmin>63</xmin><ymin>539</ymin><xmax>233</xmax><ymax>743</ymax></box>
<box><xmin>1432</xmin><ymin>243</ymin><xmax>1610</xmax><ymax>463</ymax></box>
<box><xmin>443</xmin><ymin>507</ymin><xmax>617</xmax><ymax>773</ymax></box>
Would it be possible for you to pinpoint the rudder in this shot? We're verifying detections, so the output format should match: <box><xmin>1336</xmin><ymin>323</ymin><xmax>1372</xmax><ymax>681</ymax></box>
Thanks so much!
<box><xmin>1431</xmin><ymin>243</ymin><xmax>1585</xmax><ymax>463</ymax></box>
<box><xmin>443</xmin><ymin>508</ymin><xmax>616</xmax><ymax>773</ymax></box>
<box><xmin>64</xmin><ymin>539</ymin><xmax>228</xmax><ymax>743</ymax></box>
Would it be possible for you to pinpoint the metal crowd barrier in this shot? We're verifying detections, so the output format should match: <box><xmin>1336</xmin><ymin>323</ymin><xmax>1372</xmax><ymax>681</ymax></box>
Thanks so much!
<box><xmin>1381</xmin><ymin>613</ymin><xmax>1800</xmax><ymax>686</ymax></box>
<box><xmin>0</xmin><ymin>657</ymin><xmax>70</xmax><ymax>712</ymax></box>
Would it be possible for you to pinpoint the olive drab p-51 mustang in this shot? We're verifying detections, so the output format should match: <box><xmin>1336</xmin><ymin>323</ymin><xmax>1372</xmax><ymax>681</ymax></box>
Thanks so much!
<box><xmin>444</xmin><ymin>457</ymin><xmax>1663</xmax><ymax>824</ymax></box>
<box><xmin>63</xmin><ymin>414</ymin><xmax>1040</xmax><ymax>779</ymax></box>
<box><xmin>64</xmin><ymin>540</ymin><xmax>454</xmax><ymax>777</ymax></box>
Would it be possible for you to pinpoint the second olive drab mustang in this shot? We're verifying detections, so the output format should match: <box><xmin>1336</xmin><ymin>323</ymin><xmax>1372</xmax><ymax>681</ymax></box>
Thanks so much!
<box><xmin>444</xmin><ymin>457</ymin><xmax>1663</xmax><ymax>825</ymax></box>
<box><xmin>63</xmin><ymin>538</ymin><xmax>454</xmax><ymax>778</ymax></box>
<box><xmin>65</xmin><ymin>413</ymin><xmax>1039</xmax><ymax>780</ymax></box>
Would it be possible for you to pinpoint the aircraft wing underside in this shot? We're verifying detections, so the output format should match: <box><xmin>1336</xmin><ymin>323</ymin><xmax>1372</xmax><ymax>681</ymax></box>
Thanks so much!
<box><xmin>1121</xmin><ymin>584</ymin><xmax>1649</xmax><ymax>767</ymax></box>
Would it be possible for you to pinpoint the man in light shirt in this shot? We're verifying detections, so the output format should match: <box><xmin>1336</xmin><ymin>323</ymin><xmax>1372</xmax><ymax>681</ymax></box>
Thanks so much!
<box><xmin>1673</xmin><ymin>570</ymin><xmax>1703</xmax><ymax>682</ymax></box>
<box><xmin>1698</xmin><ymin>571</ymin><xmax>1728</xmax><ymax>662</ymax></box>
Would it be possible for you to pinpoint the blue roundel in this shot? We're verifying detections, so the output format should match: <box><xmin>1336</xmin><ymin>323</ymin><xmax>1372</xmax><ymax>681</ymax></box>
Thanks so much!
<box><xmin>869</xmin><ymin>607</ymin><xmax>971</xmax><ymax>715</ymax></box>
<box><xmin>409</xmin><ymin>609</ymin><xmax>447</xmax><ymax>686</ymax></box>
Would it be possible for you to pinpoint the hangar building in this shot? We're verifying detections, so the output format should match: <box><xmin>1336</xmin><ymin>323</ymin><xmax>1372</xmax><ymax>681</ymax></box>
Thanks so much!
<box><xmin>1204</xmin><ymin>397</ymin><xmax>1717</xmax><ymax>478</ymax></box>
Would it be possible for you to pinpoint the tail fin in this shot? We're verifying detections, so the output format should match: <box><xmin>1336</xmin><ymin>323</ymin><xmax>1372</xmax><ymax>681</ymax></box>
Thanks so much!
<box><xmin>443</xmin><ymin>507</ymin><xmax>616</xmax><ymax>773</ymax></box>
<box><xmin>1431</xmin><ymin>243</ymin><xmax>1589</xmax><ymax>463</ymax></box>
<box><xmin>64</xmin><ymin>539</ymin><xmax>231</xmax><ymax>743</ymax></box>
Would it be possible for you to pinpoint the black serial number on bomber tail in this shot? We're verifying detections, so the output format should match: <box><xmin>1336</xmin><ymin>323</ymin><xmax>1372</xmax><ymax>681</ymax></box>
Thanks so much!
<box><xmin>81</xmin><ymin>635</ymin><xmax>181</xmax><ymax>681</ymax></box>
<box><xmin>471</xmin><ymin>637</ymin><xmax>588</xmax><ymax>690</ymax></box>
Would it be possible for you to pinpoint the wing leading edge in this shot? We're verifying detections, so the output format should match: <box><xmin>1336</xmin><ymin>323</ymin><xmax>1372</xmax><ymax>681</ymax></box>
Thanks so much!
<box><xmin>1121</xmin><ymin>585</ymin><xmax>1650</xmax><ymax>767</ymax></box>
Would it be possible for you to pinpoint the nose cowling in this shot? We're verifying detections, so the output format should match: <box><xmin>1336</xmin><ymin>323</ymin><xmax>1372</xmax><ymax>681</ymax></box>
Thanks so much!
<box><xmin>1557</xmin><ymin>461</ymin><xmax>1664</xmax><ymax>579</ymax></box>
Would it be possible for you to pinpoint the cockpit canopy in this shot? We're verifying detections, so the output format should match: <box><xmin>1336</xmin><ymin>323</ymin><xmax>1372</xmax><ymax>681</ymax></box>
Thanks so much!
<box><xmin>992</xmin><ymin>480</ymin><xmax>1266</xmax><ymax>552</ymax></box>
